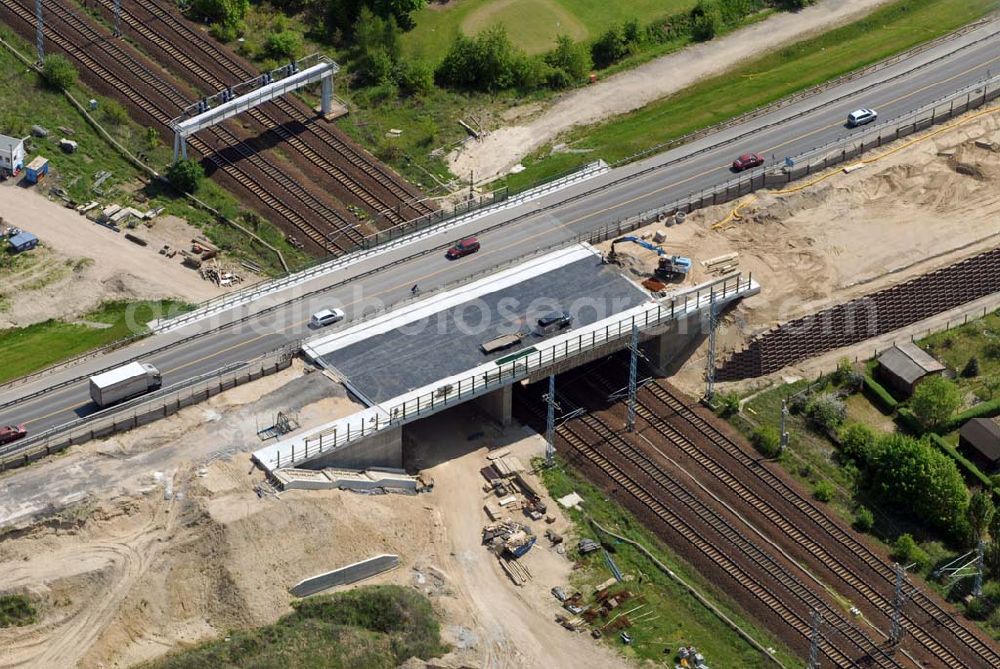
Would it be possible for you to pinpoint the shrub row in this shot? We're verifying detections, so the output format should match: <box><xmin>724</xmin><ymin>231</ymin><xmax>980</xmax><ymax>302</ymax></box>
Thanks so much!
<box><xmin>862</xmin><ymin>375</ymin><xmax>898</xmax><ymax>412</ymax></box>
<box><xmin>941</xmin><ymin>396</ymin><xmax>1000</xmax><ymax>434</ymax></box>
<box><xmin>929</xmin><ymin>433</ymin><xmax>995</xmax><ymax>491</ymax></box>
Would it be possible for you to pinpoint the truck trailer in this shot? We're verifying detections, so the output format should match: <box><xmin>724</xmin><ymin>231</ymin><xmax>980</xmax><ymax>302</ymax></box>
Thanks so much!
<box><xmin>89</xmin><ymin>362</ymin><xmax>162</xmax><ymax>408</ymax></box>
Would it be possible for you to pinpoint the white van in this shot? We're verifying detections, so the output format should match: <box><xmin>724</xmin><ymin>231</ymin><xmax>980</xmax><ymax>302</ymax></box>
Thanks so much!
<box><xmin>310</xmin><ymin>308</ymin><xmax>345</xmax><ymax>328</ymax></box>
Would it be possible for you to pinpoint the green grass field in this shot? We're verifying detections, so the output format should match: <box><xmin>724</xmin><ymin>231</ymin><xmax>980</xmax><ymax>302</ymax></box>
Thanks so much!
<box><xmin>540</xmin><ymin>457</ymin><xmax>800</xmax><ymax>667</ymax></box>
<box><xmin>0</xmin><ymin>300</ymin><xmax>191</xmax><ymax>384</ymax></box>
<box><xmin>404</xmin><ymin>0</ymin><xmax>695</xmax><ymax>60</ymax></box>
<box><xmin>503</xmin><ymin>0</ymin><xmax>1000</xmax><ymax>190</ymax></box>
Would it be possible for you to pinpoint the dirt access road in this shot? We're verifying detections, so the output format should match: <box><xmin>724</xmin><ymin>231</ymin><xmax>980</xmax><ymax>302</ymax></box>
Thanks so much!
<box><xmin>448</xmin><ymin>0</ymin><xmax>896</xmax><ymax>182</ymax></box>
<box><xmin>0</xmin><ymin>364</ymin><xmax>625</xmax><ymax>669</ymax></box>
<box><xmin>0</xmin><ymin>185</ymin><xmax>225</xmax><ymax>328</ymax></box>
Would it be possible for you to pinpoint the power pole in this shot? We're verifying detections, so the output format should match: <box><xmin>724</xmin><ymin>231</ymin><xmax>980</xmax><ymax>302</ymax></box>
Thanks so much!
<box><xmin>780</xmin><ymin>399</ymin><xmax>790</xmax><ymax>453</ymax></box>
<box><xmin>35</xmin><ymin>0</ymin><xmax>44</xmax><ymax>62</ymax></box>
<box><xmin>974</xmin><ymin>540</ymin><xmax>985</xmax><ymax>598</ymax></box>
<box><xmin>705</xmin><ymin>289</ymin><xmax>718</xmax><ymax>401</ymax></box>
<box><xmin>626</xmin><ymin>324</ymin><xmax>639</xmax><ymax>432</ymax></box>
<box><xmin>889</xmin><ymin>564</ymin><xmax>907</xmax><ymax>647</ymax></box>
<box><xmin>545</xmin><ymin>374</ymin><xmax>556</xmax><ymax>466</ymax></box>
<box><xmin>807</xmin><ymin>610</ymin><xmax>822</xmax><ymax>669</ymax></box>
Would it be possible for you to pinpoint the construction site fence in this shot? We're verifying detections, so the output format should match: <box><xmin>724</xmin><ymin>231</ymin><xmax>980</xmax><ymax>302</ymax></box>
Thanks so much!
<box><xmin>271</xmin><ymin>273</ymin><xmax>753</xmax><ymax>470</ymax></box>
<box><xmin>0</xmin><ymin>346</ymin><xmax>298</xmax><ymax>473</ymax></box>
<box><xmin>614</xmin><ymin>16</ymin><xmax>1000</xmax><ymax>168</ymax></box>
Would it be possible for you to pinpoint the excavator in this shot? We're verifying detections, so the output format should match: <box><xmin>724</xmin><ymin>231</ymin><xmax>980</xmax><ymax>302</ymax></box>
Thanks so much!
<box><xmin>607</xmin><ymin>236</ymin><xmax>692</xmax><ymax>280</ymax></box>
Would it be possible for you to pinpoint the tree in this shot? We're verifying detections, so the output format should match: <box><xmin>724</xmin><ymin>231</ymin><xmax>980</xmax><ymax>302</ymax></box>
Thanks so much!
<box><xmin>866</xmin><ymin>434</ymin><xmax>969</xmax><ymax>539</ymax></box>
<box><xmin>189</xmin><ymin>0</ymin><xmax>248</xmax><ymax>25</ymax></box>
<box><xmin>968</xmin><ymin>490</ymin><xmax>995</xmax><ymax>544</ymax></box>
<box><xmin>984</xmin><ymin>376</ymin><xmax>1000</xmax><ymax>400</ymax></box>
<box><xmin>779</xmin><ymin>0</ymin><xmax>816</xmax><ymax>9</ymax></box>
<box><xmin>690</xmin><ymin>1</ymin><xmax>722</xmax><ymax>42</ymax></box>
<box><xmin>166</xmin><ymin>159</ymin><xmax>204</xmax><ymax>194</ymax></box>
<box><xmin>962</xmin><ymin>357</ymin><xmax>981</xmax><ymax>378</ymax></box>
<box><xmin>752</xmin><ymin>425</ymin><xmax>782</xmax><ymax>458</ymax></box>
<box><xmin>910</xmin><ymin>376</ymin><xmax>961</xmax><ymax>430</ymax></box>
<box><xmin>435</xmin><ymin>25</ymin><xmax>530</xmax><ymax>92</ymax></box>
<box><xmin>590</xmin><ymin>25</ymin><xmax>631</xmax><ymax>69</ymax></box>
<box><xmin>805</xmin><ymin>393</ymin><xmax>845</xmax><ymax>432</ymax></box>
<box><xmin>41</xmin><ymin>54</ymin><xmax>77</xmax><ymax>90</ymax></box>
<box><xmin>544</xmin><ymin>35</ymin><xmax>591</xmax><ymax>87</ymax></box>
<box><xmin>325</xmin><ymin>0</ymin><xmax>426</xmax><ymax>34</ymax></box>
<box><xmin>988</xmin><ymin>511</ymin><xmax>1000</xmax><ymax>578</ymax></box>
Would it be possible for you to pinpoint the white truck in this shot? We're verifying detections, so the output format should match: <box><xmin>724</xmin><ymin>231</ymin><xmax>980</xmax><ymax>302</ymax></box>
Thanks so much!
<box><xmin>89</xmin><ymin>362</ymin><xmax>162</xmax><ymax>408</ymax></box>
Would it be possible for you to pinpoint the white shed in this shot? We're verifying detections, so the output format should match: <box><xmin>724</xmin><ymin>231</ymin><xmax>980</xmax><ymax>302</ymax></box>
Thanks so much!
<box><xmin>0</xmin><ymin>133</ymin><xmax>25</xmax><ymax>175</ymax></box>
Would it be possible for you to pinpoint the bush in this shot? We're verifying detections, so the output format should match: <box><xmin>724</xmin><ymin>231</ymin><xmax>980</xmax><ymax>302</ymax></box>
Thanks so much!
<box><xmin>395</xmin><ymin>60</ymin><xmax>433</xmax><ymax>97</ymax></box>
<box><xmin>189</xmin><ymin>0</ymin><xmax>248</xmax><ymax>25</ymax></box>
<box><xmin>853</xmin><ymin>506</ymin><xmax>875</xmax><ymax>532</ymax></box>
<box><xmin>805</xmin><ymin>393</ymin><xmax>846</xmax><ymax>432</ymax></box>
<box><xmin>838</xmin><ymin>422</ymin><xmax>876</xmax><ymax>465</ymax></box>
<box><xmin>813</xmin><ymin>480</ymin><xmax>835</xmax><ymax>503</ymax></box>
<box><xmin>911</xmin><ymin>376</ymin><xmax>961</xmax><ymax>430</ymax></box>
<box><xmin>891</xmin><ymin>533</ymin><xmax>929</xmax><ymax>571</ymax></box>
<box><xmin>166</xmin><ymin>159</ymin><xmax>204</xmax><ymax>194</ymax></box>
<box><xmin>943</xmin><ymin>396</ymin><xmax>1000</xmax><ymax>433</ymax></box>
<box><xmin>752</xmin><ymin>425</ymin><xmax>782</xmax><ymax>458</ymax></box>
<box><xmin>716</xmin><ymin>391</ymin><xmax>740</xmax><ymax>418</ymax></box>
<box><xmin>264</xmin><ymin>30</ymin><xmax>301</xmax><ymax>59</ymax></box>
<box><xmin>929</xmin><ymin>433</ymin><xmax>994</xmax><ymax>490</ymax></box>
<box><xmin>41</xmin><ymin>54</ymin><xmax>77</xmax><ymax>90</ymax></box>
<box><xmin>863</xmin><ymin>375</ymin><xmax>898</xmax><ymax>412</ymax></box>
<box><xmin>0</xmin><ymin>594</ymin><xmax>36</xmax><ymax>627</ymax></box>
<box><xmin>591</xmin><ymin>23</ymin><xmax>641</xmax><ymax>69</ymax></box>
<box><xmin>101</xmin><ymin>100</ymin><xmax>129</xmax><ymax>127</ymax></box>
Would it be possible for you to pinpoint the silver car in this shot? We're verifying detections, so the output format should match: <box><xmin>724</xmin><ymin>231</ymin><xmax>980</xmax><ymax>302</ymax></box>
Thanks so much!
<box><xmin>847</xmin><ymin>108</ymin><xmax>878</xmax><ymax>127</ymax></box>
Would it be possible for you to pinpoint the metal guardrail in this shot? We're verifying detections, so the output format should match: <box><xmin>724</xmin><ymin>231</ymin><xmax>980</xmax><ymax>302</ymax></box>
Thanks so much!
<box><xmin>267</xmin><ymin>272</ymin><xmax>755</xmax><ymax>470</ymax></box>
<box><xmin>152</xmin><ymin>161</ymin><xmax>610</xmax><ymax>333</ymax></box>
<box><xmin>615</xmin><ymin>16</ymin><xmax>1000</xmax><ymax>168</ymax></box>
<box><xmin>0</xmin><ymin>345</ymin><xmax>298</xmax><ymax>472</ymax></box>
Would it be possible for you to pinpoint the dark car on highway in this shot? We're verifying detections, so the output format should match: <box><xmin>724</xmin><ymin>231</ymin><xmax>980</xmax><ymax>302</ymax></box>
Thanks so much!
<box><xmin>731</xmin><ymin>152</ymin><xmax>764</xmax><ymax>172</ymax></box>
<box><xmin>536</xmin><ymin>311</ymin><xmax>573</xmax><ymax>334</ymax></box>
<box><xmin>446</xmin><ymin>236</ymin><xmax>481</xmax><ymax>259</ymax></box>
<box><xmin>0</xmin><ymin>424</ymin><xmax>27</xmax><ymax>445</ymax></box>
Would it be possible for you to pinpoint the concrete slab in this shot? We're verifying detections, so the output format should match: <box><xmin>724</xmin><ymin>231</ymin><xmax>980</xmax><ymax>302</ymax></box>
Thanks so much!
<box><xmin>315</xmin><ymin>244</ymin><xmax>648</xmax><ymax>405</ymax></box>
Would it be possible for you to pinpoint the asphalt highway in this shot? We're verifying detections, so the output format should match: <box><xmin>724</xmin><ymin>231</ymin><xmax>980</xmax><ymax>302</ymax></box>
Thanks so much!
<box><xmin>2</xmin><ymin>19</ymin><xmax>999</xmax><ymax>436</ymax></box>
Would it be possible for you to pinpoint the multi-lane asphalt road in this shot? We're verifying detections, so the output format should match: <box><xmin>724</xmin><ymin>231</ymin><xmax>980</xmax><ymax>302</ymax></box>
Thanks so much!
<box><xmin>2</xmin><ymin>18</ymin><xmax>999</xmax><ymax>436</ymax></box>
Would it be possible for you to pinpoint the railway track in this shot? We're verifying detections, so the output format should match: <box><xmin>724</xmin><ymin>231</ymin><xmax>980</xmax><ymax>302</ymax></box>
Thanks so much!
<box><xmin>637</xmin><ymin>379</ymin><xmax>1000</xmax><ymax>669</ymax></box>
<box><xmin>519</xmin><ymin>394</ymin><xmax>902</xmax><ymax>667</ymax></box>
<box><xmin>1</xmin><ymin>0</ymin><xmax>357</xmax><ymax>254</ymax></box>
<box><xmin>110</xmin><ymin>0</ymin><xmax>433</xmax><ymax>224</ymax></box>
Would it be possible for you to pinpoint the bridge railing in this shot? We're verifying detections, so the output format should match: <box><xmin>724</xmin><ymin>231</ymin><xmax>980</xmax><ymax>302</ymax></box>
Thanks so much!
<box><xmin>264</xmin><ymin>272</ymin><xmax>756</xmax><ymax>470</ymax></box>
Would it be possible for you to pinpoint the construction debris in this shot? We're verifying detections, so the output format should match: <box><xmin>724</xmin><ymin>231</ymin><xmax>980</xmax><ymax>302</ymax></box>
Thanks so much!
<box><xmin>578</xmin><ymin>538</ymin><xmax>600</xmax><ymax>554</ymax></box>
<box><xmin>483</xmin><ymin>518</ymin><xmax>536</xmax><ymax>558</ymax></box>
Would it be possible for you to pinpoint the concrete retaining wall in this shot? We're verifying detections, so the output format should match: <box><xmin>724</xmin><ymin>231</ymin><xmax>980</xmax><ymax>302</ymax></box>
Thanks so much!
<box><xmin>290</xmin><ymin>554</ymin><xmax>400</xmax><ymax>597</ymax></box>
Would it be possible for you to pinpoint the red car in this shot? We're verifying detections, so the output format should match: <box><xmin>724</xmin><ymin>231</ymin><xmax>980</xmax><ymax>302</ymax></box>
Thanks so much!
<box><xmin>732</xmin><ymin>152</ymin><xmax>764</xmax><ymax>172</ymax></box>
<box><xmin>446</xmin><ymin>236</ymin><xmax>481</xmax><ymax>259</ymax></box>
<box><xmin>0</xmin><ymin>424</ymin><xmax>27</xmax><ymax>445</ymax></box>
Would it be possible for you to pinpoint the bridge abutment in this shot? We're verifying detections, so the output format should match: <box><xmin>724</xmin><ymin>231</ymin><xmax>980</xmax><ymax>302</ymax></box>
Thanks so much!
<box><xmin>474</xmin><ymin>385</ymin><xmax>513</xmax><ymax>427</ymax></box>
<box><xmin>300</xmin><ymin>425</ymin><xmax>403</xmax><ymax>470</ymax></box>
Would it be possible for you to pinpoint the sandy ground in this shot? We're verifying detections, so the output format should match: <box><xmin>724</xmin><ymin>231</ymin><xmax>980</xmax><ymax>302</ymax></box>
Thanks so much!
<box><xmin>0</xmin><ymin>361</ymin><xmax>625</xmax><ymax>669</ymax></box>
<box><xmin>448</xmin><ymin>0</ymin><xmax>896</xmax><ymax>182</ymax></box>
<box><xmin>593</xmin><ymin>108</ymin><xmax>1000</xmax><ymax>395</ymax></box>
<box><xmin>0</xmin><ymin>185</ymin><xmax>226</xmax><ymax>328</ymax></box>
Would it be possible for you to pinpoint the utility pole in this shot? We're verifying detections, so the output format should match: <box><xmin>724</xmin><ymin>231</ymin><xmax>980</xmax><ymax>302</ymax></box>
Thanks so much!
<box><xmin>974</xmin><ymin>540</ymin><xmax>985</xmax><ymax>598</ymax></box>
<box><xmin>780</xmin><ymin>399</ymin><xmax>790</xmax><ymax>453</ymax></box>
<box><xmin>705</xmin><ymin>289</ymin><xmax>718</xmax><ymax>401</ymax></box>
<box><xmin>545</xmin><ymin>374</ymin><xmax>556</xmax><ymax>466</ymax></box>
<box><xmin>889</xmin><ymin>564</ymin><xmax>907</xmax><ymax>647</ymax></box>
<box><xmin>807</xmin><ymin>610</ymin><xmax>822</xmax><ymax>669</ymax></box>
<box><xmin>35</xmin><ymin>0</ymin><xmax>44</xmax><ymax>62</ymax></box>
<box><xmin>626</xmin><ymin>324</ymin><xmax>639</xmax><ymax>432</ymax></box>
